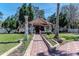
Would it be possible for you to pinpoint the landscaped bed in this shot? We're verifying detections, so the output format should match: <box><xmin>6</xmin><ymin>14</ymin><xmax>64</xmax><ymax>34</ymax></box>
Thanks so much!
<box><xmin>9</xmin><ymin>34</ymin><xmax>33</xmax><ymax>56</ymax></box>
<box><xmin>44</xmin><ymin>33</ymin><xmax>79</xmax><ymax>45</ymax></box>
<box><xmin>44</xmin><ymin>34</ymin><xmax>57</xmax><ymax>46</ymax></box>
<box><xmin>0</xmin><ymin>34</ymin><xmax>24</xmax><ymax>55</ymax></box>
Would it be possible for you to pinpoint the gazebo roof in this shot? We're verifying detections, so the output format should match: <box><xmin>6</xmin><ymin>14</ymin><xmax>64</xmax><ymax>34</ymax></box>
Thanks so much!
<box><xmin>29</xmin><ymin>18</ymin><xmax>53</xmax><ymax>26</ymax></box>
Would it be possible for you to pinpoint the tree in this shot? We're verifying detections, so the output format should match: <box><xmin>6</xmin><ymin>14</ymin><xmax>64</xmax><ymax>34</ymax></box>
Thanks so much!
<box><xmin>54</xmin><ymin>3</ymin><xmax>60</xmax><ymax>39</ymax></box>
<box><xmin>61</xmin><ymin>4</ymin><xmax>79</xmax><ymax>29</ymax></box>
<box><xmin>2</xmin><ymin>16</ymin><xmax>17</xmax><ymax>33</ymax></box>
<box><xmin>0</xmin><ymin>12</ymin><xmax>3</xmax><ymax>19</ymax></box>
<box><xmin>28</xmin><ymin>3</ymin><xmax>34</xmax><ymax>22</ymax></box>
<box><xmin>38</xmin><ymin>10</ymin><xmax>45</xmax><ymax>18</ymax></box>
<box><xmin>59</xmin><ymin>12</ymin><xmax>68</xmax><ymax>27</ymax></box>
<box><xmin>34</xmin><ymin>7</ymin><xmax>45</xmax><ymax>19</ymax></box>
<box><xmin>48</xmin><ymin>12</ymin><xmax>68</xmax><ymax>27</ymax></box>
<box><xmin>48</xmin><ymin>13</ymin><xmax>56</xmax><ymax>24</ymax></box>
<box><xmin>18</xmin><ymin>3</ymin><xmax>34</xmax><ymax>23</ymax></box>
<box><xmin>18</xmin><ymin>3</ymin><xmax>28</xmax><ymax>24</ymax></box>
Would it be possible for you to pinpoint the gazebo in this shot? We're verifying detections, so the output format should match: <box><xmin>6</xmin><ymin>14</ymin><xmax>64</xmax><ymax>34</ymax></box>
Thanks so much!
<box><xmin>29</xmin><ymin>18</ymin><xmax>53</xmax><ymax>34</ymax></box>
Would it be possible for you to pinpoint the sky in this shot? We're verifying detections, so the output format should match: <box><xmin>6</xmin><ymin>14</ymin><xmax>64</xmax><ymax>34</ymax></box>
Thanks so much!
<box><xmin>0</xmin><ymin>3</ymin><xmax>67</xmax><ymax>21</ymax></box>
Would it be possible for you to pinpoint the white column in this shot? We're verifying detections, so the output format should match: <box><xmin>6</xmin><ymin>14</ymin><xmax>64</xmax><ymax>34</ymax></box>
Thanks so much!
<box><xmin>44</xmin><ymin>27</ymin><xmax>46</xmax><ymax>32</ymax></box>
<box><xmin>25</xmin><ymin>16</ymin><xmax>28</xmax><ymax>35</ymax></box>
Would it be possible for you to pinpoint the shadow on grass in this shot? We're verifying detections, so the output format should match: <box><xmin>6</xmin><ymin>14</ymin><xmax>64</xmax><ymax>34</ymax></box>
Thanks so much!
<box><xmin>0</xmin><ymin>41</ymin><xmax>20</xmax><ymax>44</ymax></box>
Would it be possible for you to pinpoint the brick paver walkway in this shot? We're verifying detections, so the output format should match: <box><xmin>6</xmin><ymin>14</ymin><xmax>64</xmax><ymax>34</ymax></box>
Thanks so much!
<box><xmin>26</xmin><ymin>34</ymin><xmax>49</xmax><ymax>56</ymax></box>
<box><xmin>57</xmin><ymin>41</ymin><xmax>79</xmax><ymax>56</ymax></box>
<box><xmin>25</xmin><ymin>35</ymin><xmax>79</xmax><ymax>56</ymax></box>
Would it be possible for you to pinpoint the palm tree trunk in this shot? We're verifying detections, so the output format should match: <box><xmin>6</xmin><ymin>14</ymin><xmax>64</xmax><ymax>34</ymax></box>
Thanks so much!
<box><xmin>54</xmin><ymin>3</ymin><xmax>60</xmax><ymax>39</ymax></box>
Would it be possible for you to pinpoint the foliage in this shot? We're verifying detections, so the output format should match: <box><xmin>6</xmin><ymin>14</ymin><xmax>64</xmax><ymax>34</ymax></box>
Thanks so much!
<box><xmin>61</xmin><ymin>4</ymin><xmax>79</xmax><ymax>28</ymax></box>
<box><xmin>48</xmin><ymin>12</ymin><xmax>68</xmax><ymax>28</ymax></box>
<box><xmin>59</xmin><ymin>12</ymin><xmax>68</xmax><ymax>27</ymax></box>
<box><xmin>0</xmin><ymin>12</ymin><xmax>3</xmax><ymax>19</ymax></box>
<box><xmin>18</xmin><ymin>3</ymin><xmax>28</xmax><ymax>24</ymax></box>
<box><xmin>48</xmin><ymin>13</ymin><xmax>56</xmax><ymax>24</ymax></box>
<box><xmin>2</xmin><ymin>16</ymin><xmax>18</xmax><ymax>33</ymax></box>
<box><xmin>18</xmin><ymin>3</ymin><xmax>34</xmax><ymax>24</ymax></box>
<box><xmin>33</xmin><ymin>7</ymin><xmax>45</xmax><ymax>19</ymax></box>
<box><xmin>27</xmin><ymin>3</ymin><xmax>34</xmax><ymax>22</ymax></box>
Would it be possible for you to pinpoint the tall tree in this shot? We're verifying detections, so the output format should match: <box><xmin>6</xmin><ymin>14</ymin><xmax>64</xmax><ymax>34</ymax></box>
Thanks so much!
<box><xmin>18</xmin><ymin>3</ymin><xmax>34</xmax><ymax>29</ymax></box>
<box><xmin>34</xmin><ymin>7</ymin><xmax>45</xmax><ymax>19</ymax></box>
<box><xmin>48</xmin><ymin>13</ymin><xmax>56</xmax><ymax>24</ymax></box>
<box><xmin>28</xmin><ymin>3</ymin><xmax>34</xmax><ymax>22</ymax></box>
<box><xmin>54</xmin><ymin>3</ymin><xmax>60</xmax><ymax>39</ymax></box>
<box><xmin>38</xmin><ymin>10</ymin><xmax>45</xmax><ymax>18</ymax></box>
<box><xmin>19</xmin><ymin>3</ymin><xmax>28</xmax><ymax>24</ymax></box>
<box><xmin>59</xmin><ymin>12</ymin><xmax>68</xmax><ymax>27</ymax></box>
<box><xmin>62</xmin><ymin>4</ymin><xmax>79</xmax><ymax>29</ymax></box>
<box><xmin>0</xmin><ymin>12</ymin><xmax>3</xmax><ymax>19</ymax></box>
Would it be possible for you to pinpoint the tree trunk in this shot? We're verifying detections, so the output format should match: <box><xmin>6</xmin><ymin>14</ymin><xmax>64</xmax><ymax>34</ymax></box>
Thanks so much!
<box><xmin>54</xmin><ymin>3</ymin><xmax>60</xmax><ymax>39</ymax></box>
<box><xmin>24</xmin><ymin>16</ymin><xmax>28</xmax><ymax>41</ymax></box>
<box><xmin>5</xmin><ymin>28</ymin><xmax>11</xmax><ymax>33</ymax></box>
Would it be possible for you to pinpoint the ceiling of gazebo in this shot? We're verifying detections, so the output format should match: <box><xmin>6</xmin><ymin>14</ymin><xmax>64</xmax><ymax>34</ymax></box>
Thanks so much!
<box><xmin>29</xmin><ymin>18</ymin><xmax>53</xmax><ymax>26</ymax></box>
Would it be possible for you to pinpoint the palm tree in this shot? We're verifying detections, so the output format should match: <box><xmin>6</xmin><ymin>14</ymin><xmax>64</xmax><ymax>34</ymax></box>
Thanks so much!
<box><xmin>54</xmin><ymin>3</ymin><xmax>60</xmax><ymax>39</ymax></box>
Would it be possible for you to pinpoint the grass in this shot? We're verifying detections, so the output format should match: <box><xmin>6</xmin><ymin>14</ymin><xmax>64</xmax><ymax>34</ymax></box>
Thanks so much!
<box><xmin>45</xmin><ymin>34</ymin><xmax>54</xmax><ymax>39</ymax></box>
<box><xmin>60</xmin><ymin>33</ymin><xmax>79</xmax><ymax>41</ymax></box>
<box><xmin>0</xmin><ymin>34</ymin><xmax>24</xmax><ymax>55</ymax></box>
<box><xmin>8</xmin><ymin>34</ymin><xmax>33</xmax><ymax>56</ymax></box>
<box><xmin>0</xmin><ymin>34</ymin><xmax>24</xmax><ymax>42</ymax></box>
<box><xmin>45</xmin><ymin>33</ymin><xmax>79</xmax><ymax>41</ymax></box>
<box><xmin>0</xmin><ymin>43</ymin><xmax>18</xmax><ymax>55</ymax></box>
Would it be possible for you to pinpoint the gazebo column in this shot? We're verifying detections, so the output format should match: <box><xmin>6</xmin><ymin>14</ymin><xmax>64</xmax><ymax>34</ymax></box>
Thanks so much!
<box><xmin>44</xmin><ymin>26</ymin><xmax>46</xmax><ymax>32</ymax></box>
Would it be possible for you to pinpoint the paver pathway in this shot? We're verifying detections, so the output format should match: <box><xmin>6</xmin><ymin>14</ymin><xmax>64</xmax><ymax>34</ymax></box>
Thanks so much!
<box><xmin>25</xmin><ymin>34</ymin><xmax>49</xmax><ymax>56</ymax></box>
<box><xmin>56</xmin><ymin>41</ymin><xmax>79</xmax><ymax>56</ymax></box>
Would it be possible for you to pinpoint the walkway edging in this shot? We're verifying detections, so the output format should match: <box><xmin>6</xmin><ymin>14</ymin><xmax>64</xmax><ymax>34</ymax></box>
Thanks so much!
<box><xmin>24</xmin><ymin>35</ymin><xmax>34</xmax><ymax>56</ymax></box>
<box><xmin>1</xmin><ymin>39</ymin><xmax>23</xmax><ymax>56</ymax></box>
<box><xmin>41</xmin><ymin>35</ymin><xmax>60</xmax><ymax>52</ymax></box>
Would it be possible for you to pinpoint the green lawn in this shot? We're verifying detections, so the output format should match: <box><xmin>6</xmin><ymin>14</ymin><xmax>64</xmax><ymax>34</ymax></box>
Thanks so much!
<box><xmin>45</xmin><ymin>33</ymin><xmax>79</xmax><ymax>41</ymax></box>
<box><xmin>0</xmin><ymin>34</ymin><xmax>24</xmax><ymax>42</ymax></box>
<box><xmin>8</xmin><ymin>34</ymin><xmax>33</xmax><ymax>56</ymax></box>
<box><xmin>0</xmin><ymin>43</ymin><xmax>18</xmax><ymax>55</ymax></box>
<box><xmin>60</xmin><ymin>33</ymin><xmax>79</xmax><ymax>41</ymax></box>
<box><xmin>0</xmin><ymin>34</ymin><xmax>24</xmax><ymax>55</ymax></box>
